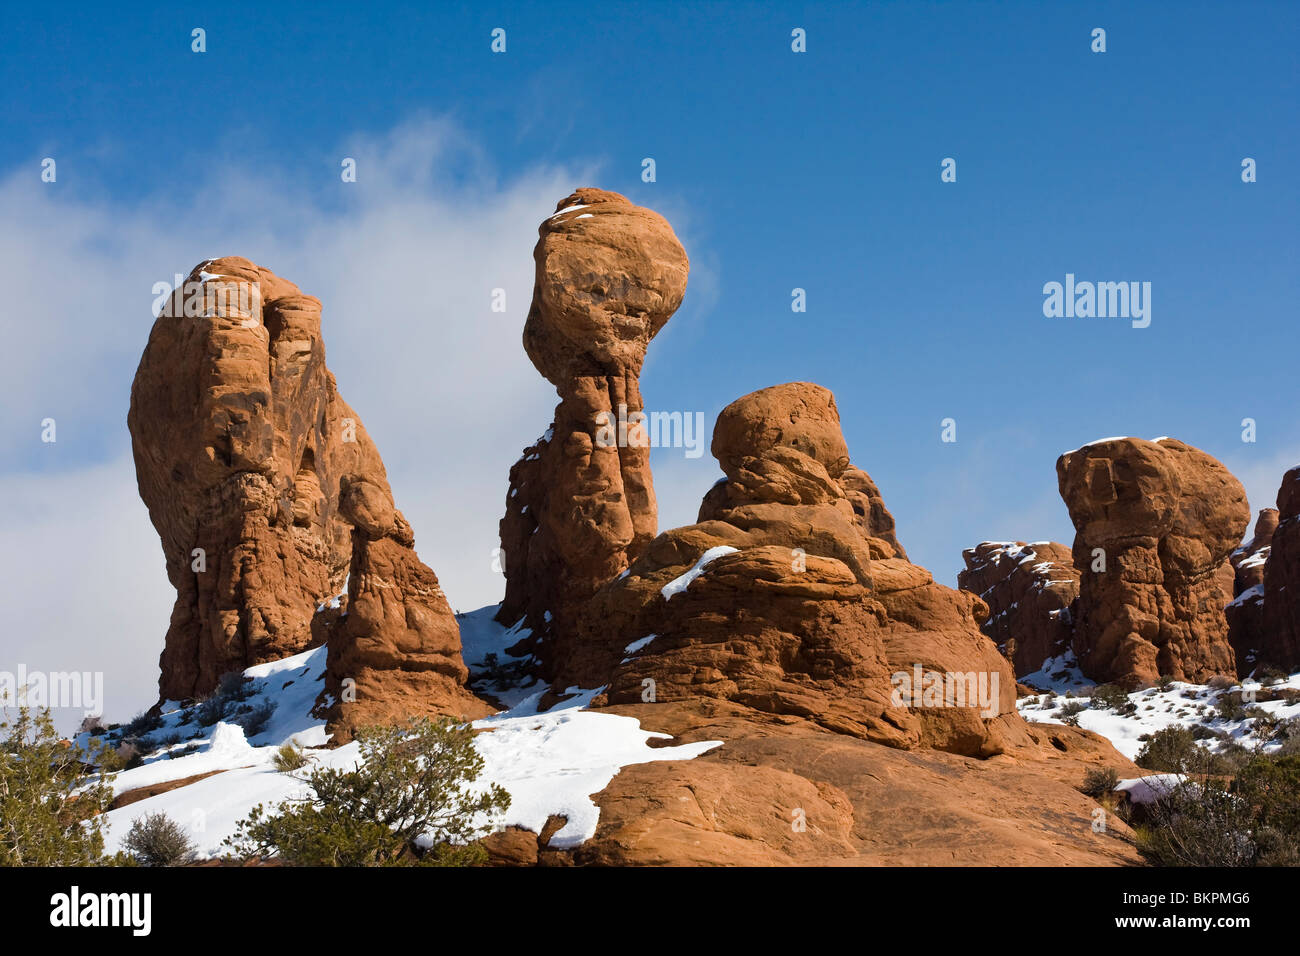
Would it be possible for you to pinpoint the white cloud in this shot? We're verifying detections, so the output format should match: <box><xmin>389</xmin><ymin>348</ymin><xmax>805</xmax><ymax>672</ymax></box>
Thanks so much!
<box><xmin>0</xmin><ymin>457</ymin><xmax>173</xmax><ymax>731</ymax></box>
<box><xmin>0</xmin><ymin>117</ymin><xmax>611</xmax><ymax>725</ymax></box>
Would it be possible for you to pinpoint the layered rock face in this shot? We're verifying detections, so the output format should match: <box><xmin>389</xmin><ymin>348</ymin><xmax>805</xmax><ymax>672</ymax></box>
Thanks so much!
<box><xmin>495</xmin><ymin>189</ymin><xmax>689</xmax><ymax>673</ymax></box>
<box><xmin>1232</xmin><ymin>509</ymin><xmax>1277</xmax><ymax>594</ymax></box>
<box><xmin>323</xmin><ymin>479</ymin><xmax>492</xmax><ymax>743</ymax></box>
<box><xmin>958</xmin><ymin>542</ymin><xmax>1079</xmax><ymax>675</ymax></box>
<box><xmin>131</xmin><ymin>258</ymin><xmax>485</xmax><ymax>731</ymax></box>
<box><xmin>569</xmin><ymin>383</ymin><xmax>1022</xmax><ymax>758</ymax></box>
<box><xmin>1261</xmin><ymin>468</ymin><xmax>1300</xmax><ymax>670</ymax></box>
<box><xmin>1225</xmin><ymin>508</ymin><xmax>1277</xmax><ymax>671</ymax></box>
<box><xmin>1056</xmin><ymin>438</ymin><xmax>1248</xmax><ymax>686</ymax></box>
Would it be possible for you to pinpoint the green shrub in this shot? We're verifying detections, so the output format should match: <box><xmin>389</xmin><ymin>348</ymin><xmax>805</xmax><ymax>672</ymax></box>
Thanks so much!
<box><xmin>1215</xmin><ymin>695</ymin><xmax>1246</xmax><ymax>722</ymax></box>
<box><xmin>272</xmin><ymin>741</ymin><xmax>308</xmax><ymax>772</ymax></box>
<box><xmin>122</xmin><ymin>812</ymin><xmax>196</xmax><ymax>866</ymax></box>
<box><xmin>1091</xmin><ymin>684</ymin><xmax>1130</xmax><ymax>711</ymax></box>
<box><xmin>225</xmin><ymin>717</ymin><xmax>510</xmax><ymax>866</ymax></box>
<box><xmin>1058</xmin><ymin>700</ymin><xmax>1088</xmax><ymax>726</ymax></box>
<box><xmin>1136</xmin><ymin>725</ymin><xmax>1200</xmax><ymax>773</ymax></box>
<box><xmin>1135</xmin><ymin>779</ymin><xmax>1255</xmax><ymax>866</ymax></box>
<box><xmin>1081</xmin><ymin>766</ymin><xmax>1120</xmax><ymax>799</ymax></box>
<box><xmin>1136</xmin><ymin>753</ymin><xmax>1300</xmax><ymax>866</ymax></box>
<box><xmin>0</xmin><ymin>706</ymin><xmax>115</xmax><ymax>865</ymax></box>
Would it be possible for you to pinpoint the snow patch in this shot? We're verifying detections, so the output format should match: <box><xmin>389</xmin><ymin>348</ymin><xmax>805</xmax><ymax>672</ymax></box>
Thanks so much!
<box><xmin>661</xmin><ymin>546</ymin><xmax>739</xmax><ymax>601</ymax></box>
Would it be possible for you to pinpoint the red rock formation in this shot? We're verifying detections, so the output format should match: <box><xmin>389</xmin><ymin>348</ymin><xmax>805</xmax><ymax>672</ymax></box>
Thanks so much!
<box><xmin>958</xmin><ymin>541</ymin><xmax>1079</xmax><ymax>675</ymax></box>
<box><xmin>568</xmin><ymin>383</ymin><xmax>1023</xmax><ymax>758</ymax></box>
<box><xmin>547</xmin><ymin>384</ymin><xmax>1144</xmax><ymax>865</ymax></box>
<box><xmin>323</xmin><ymin>479</ymin><xmax>493</xmax><ymax>743</ymax></box>
<box><xmin>1261</xmin><ymin>467</ymin><xmax>1300</xmax><ymax>671</ymax></box>
<box><xmin>1056</xmin><ymin>437</ymin><xmax>1248</xmax><ymax>686</ymax></box>
<box><xmin>131</xmin><ymin>258</ymin><xmax>485</xmax><ymax>733</ymax></box>
<box><xmin>1232</xmin><ymin>509</ymin><xmax>1278</xmax><ymax>594</ymax></box>
<box><xmin>1226</xmin><ymin>508</ymin><xmax>1277</xmax><ymax>672</ymax></box>
<box><xmin>567</xmin><ymin>701</ymin><xmax>1142</xmax><ymax>866</ymax></box>
<box><xmin>495</xmin><ymin>189</ymin><xmax>689</xmax><ymax>673</ymax></box>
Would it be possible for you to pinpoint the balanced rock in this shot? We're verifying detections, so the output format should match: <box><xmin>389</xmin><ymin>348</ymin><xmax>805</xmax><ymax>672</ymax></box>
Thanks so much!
<box><xmin>958</xmin><ymin>542</ymin><xmax>1079</xmax><ymax>676</ymax></box>
<box><xmin>495</xmin><ymin>189</ymin><xmax>689</xmax><ymax>673</ymax></box>
<box><xmin>130</xmin><ymin>258</ymin><xmax>484</xmax><ymax>733</ymax></box>
<box><xmin>1056</xmin><ymin>437</ymin><xmax>1248</xmax><ymax>686</ymax></box>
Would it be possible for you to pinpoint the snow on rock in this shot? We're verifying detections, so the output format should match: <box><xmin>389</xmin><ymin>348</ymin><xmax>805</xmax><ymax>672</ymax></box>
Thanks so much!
<box><xmin>1115</xmin><ymin>774</ymin><xmax>1187</xmax><ymax>805</ymax></box>
<box><xmin>470</xmin><ymin>687</ymin><xmax>720</xmax><ymax>849</ymax></box>
<box><xmin>1019</xmin><ymin>670</ymin><xmax>1300</xmax><ymax>761</ymax></box>
<box><xmin>1017</xmin><ymin>649</ymin><xmax>1092</xmax><ymax>695</ymax></box>
<box><xmin>97</xmin><ymin>604</ymin><xmax>722</xmax><ymax>859</ymax></box>
<box><xmin>624</xmin><ymin>634</ymin><xmax>656</xmax><ymax>656</ymax></box>
<box><xmin>660</xmin><ymin>546</ymin><xmax>739</xmax><ymax>601</ymax></box>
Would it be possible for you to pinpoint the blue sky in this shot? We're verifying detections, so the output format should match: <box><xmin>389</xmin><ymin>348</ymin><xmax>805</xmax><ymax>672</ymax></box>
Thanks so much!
<box><xmin>2</xmin><ymin>1</ymin><xmax>1297</xmax><ymax>719</ymax></box>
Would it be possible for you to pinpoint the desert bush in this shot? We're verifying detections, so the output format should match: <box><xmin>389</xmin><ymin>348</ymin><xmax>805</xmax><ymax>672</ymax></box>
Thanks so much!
<box><xmin>1257</xmin><ymin>666</ymin><xmax>1288</xmax><ymax>686</ymax></box>
<box><xmin>1215</xmin><ymin>695</ymin><xmax>1246</xmax><ymax>722</ymax></box>
<box><xmin>1136</xmin><ymin>726</ymin><xmax>1200</xmax><ymax>773</ymax></box>
<box><xmin>272</xmin><ymin>741</ymin><xmax>308</xmax><ymax>772</ymax></box>
<box><xmin>1081</xmin><ymin>766</ymin><xmax>1120</xmax><ymax>799</ymax></box>
<box><xmin>476</xmin><ymin>652</ymin><xmax>532</xmax><ymax>686</ymax></box>
<box><xmin>1058</xmin><ymin>700</ymin><xmax>1088</xmax><ymax>726</ymax></box>
<box><xmin>194</xmin><ymin>695</ymin><xmax>227</xmax><ymax>727</ymax></box>
<box><xmin>122</xmin><ymin>709</ymin><xmax>163</xmax><ymax>738</ymax></box>
<box><xmin>1091</xmin><ymin>684</ymin><xmax>1130</xmax><ymax>711</ymax></box>
<box><xmin>1136</xmin><ymin>753</ymin><xmax>1300</xmax><ymax>866</ymax></box>
<box><xmin>0</xmin><ymin>707</ymin><xmax>115</xmax><ymax>864</ymax></box>
<box><xmin>122</xmin><ymin>812</ymin><xmax>196</xmax><ymax>866</ymax></box>
<box><xmin>108</xmin><ymin>739</ymin><xmax>144</xmax><ymax>771</ymax></box>
<box><xmin>1135</xmin><ymin>780</ymin><xmax>1255</xmax><ymax>866</ymax></box>
<box><xmin>1207</xmin><ymin>674</ymin><xmax>1237</xmax><ymax>691</ymax></box>
<box><xmin>224</xmin><ymin>717</ymin><xmax>510</xmax><ymax>866</ymax></box>
<box><xmin>194</xmin><ymin>671</ymin><xmax>257</xmax><ymax>727</ymax></box>
<box><xmin>235</xmin><ymin>700</ymin><xmax>275</xmax><ymax>738</ymax></box>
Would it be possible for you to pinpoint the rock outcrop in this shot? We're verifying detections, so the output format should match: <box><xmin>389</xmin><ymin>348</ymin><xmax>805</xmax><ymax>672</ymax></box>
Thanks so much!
<box><xmin>546</xmin><ymin>383</ymin><xmax>1142</xmax><ymax>865</ymax></box>
<box><xmin>322</xmin><ymin>479</ymin><xmax>493</xmax><ymax>743</ymax></box>
<box><xmin>495</xmin><ymin>189</ymin><xmax>689</xmax><ymax>674</ymax></box>
<box><xmin>1056</xmin><ymin>437</ymin><xmax>1248</xmax><ymax>686</ymax></box>
<box><xmin>570</xmin><ymin>700</ymin><xmax>1142</xmax><ymax>866</ymax></box>
<box><xmin>131</xmin><ymin>257</ymin><xmax>485</xmax><ymax>731</ymax></box>
<box><xmin>1225</xmin><ymin>508</ymin><xmax>1277</xmax><ymax>672</ymax></box>
<box><xmin>1261</xmin><ymin>467</ymin><xmax>1300</xmax><ymax>671</ymax></box>
<box><xmin>958</xmin><ymin>542</ymin><xmax>1079</xmax><ymax>675</ymax></box>
<box><xmin>1232</xmin><ymin>509</ymin><xmax>1277</xmax><ymax>594</ymax></box>
<box><xmin>565</xmin><ymin>383</ymin><xmax>1022</xmax><ymax>758</ymax></box>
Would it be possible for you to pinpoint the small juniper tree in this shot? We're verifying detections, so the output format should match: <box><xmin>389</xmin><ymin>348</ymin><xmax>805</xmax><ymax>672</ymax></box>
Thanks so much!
<box><xmin>0</xmin><ymin>706</ymin><xmax>116</xmax><ymax>865</ymax></box>
<box><xmin>225</xmin><ymin>717</ymin><xmax>510</xmax><ymax>866</ymax></box>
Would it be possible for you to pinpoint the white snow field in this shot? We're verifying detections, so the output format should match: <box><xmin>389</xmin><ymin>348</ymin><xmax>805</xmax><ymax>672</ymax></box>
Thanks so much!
<box><xmin>1018</xmin><ymin>671</ymin><xmax>1300</xmax><ymax>761</ymax></box>
<box><xmin>87</xmin><ymin>606</ymin><xmax>720</xmax><ymax>859</ymax></box>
